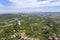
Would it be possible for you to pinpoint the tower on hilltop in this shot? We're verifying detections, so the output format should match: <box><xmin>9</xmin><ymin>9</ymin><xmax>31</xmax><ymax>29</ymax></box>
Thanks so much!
<box><xmin>18</xmin><ymin>20</ymin><xmax>21</xmax><ymax>25</ymax></box>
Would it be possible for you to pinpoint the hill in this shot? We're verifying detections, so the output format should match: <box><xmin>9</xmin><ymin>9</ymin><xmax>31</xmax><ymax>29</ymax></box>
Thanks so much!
<box><xmin>0</xmin><ymin>12</ymin><xmax>60</xmax><ymax>40</ymax></box>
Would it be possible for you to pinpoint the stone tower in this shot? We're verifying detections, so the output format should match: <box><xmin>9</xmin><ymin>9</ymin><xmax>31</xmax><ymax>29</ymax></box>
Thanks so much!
<box><xmin>18</xmin><ymin>20</ymin><xmax>21</xmax><ymax>25</ymax></box>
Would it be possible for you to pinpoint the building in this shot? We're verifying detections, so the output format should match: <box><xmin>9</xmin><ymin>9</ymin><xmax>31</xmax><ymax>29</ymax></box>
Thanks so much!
<box><xmin>48</xmin><ymin>33</ymin><xmax>58</xmax><ymax>40</ymax></box>
<box><xmin>10</xmin><ymin>35</ymin><xmax>16</xmax><ymax>38</ymax></box>
<box><xmin>19</xmin><ymin>32</ymin><xmax>40</xmax><ymax>40</ymax></box>
<box><xmin>18</xmin><ymin>20</ymin><xmax>21</xmax><ymax>25</ymax></box>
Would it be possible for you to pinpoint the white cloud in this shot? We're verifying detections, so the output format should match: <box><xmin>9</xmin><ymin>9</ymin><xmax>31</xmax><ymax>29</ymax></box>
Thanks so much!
<box><xmin>9</xmin><ymin>0</ymin><xmax>40</xmax><ymax>8</ymax></box>
<box><xmin>0</xmin><ymin>0</ymin><xmax>60</xmax><ymax>13</ymax></box>
<box><xmin>0</xmin><ymin>0</ymin><xmax>59</xmax><ymax>13</ymax></box>
<box><xmin>9</xmin><ymin>0</ymin><xmax>55</xmax><ymax>8</ymax></box>
<box><xmin>0</xmin><ymin>3</ymin><xmax>4</xmax><ymax>7</ymax></box>
<box><xmin>44</xmin><ymin>1</ymin><xmax>60</xmax><ymax>6</ymax></box>
<box><xmin>9</xmin><ymin>0</ymin><xmax>60</xmax><ymax>8</ymax></box>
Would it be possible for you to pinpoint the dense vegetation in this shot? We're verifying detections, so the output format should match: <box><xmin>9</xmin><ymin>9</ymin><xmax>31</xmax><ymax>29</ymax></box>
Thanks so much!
<box><xmin>0</xmin><ymin>13</ymin><xmax>60</xmax><ymax>40</ymax></box>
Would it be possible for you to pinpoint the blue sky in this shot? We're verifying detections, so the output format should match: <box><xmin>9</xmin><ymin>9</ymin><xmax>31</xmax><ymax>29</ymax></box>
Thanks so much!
<box><xmin>0</xmin><ymin>0</ymin><xmax>60</xmax><ymax>13</ymax></box>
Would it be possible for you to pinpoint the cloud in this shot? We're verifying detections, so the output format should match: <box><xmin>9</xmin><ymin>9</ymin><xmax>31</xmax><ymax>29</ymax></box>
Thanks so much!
<box><xmin>0</xmin><ymin>0</ymin><xmax>60</xmax><ymax>13</ymax></box>
<box><xmin>9</xmin><ymin>0</ymin><xmax>51</xmax><ymax>8</ymax></box>
<box><xmin>9</xmin><ymin>0</ymin><xmax>40</xmax><ymax>8</ymax></box>
<box><xmin>0</xmin><ymin>3</ymin><xmax>4</xmax><ymax>7</ymax></box>
<box><xmin>45</xmin><ymin>1</ymin><xmax>60</xmax><ymax>6</ymax></box>
<box><xmin>9</xmin><ymin>0</ymin><xmax>60</xmax><ymax>8</ymax></box>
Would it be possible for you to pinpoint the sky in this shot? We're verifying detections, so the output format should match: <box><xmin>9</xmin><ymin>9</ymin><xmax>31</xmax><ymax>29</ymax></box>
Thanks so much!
<box><xmin>0</xmin><ymin>0</ymin><xmax>60</xmax><ymax>13</ymax></box>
